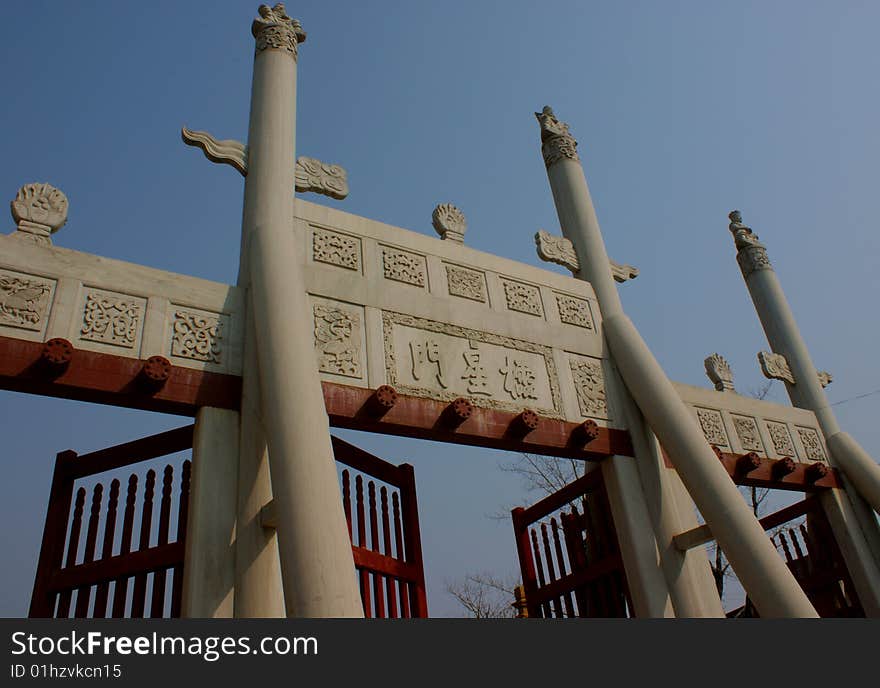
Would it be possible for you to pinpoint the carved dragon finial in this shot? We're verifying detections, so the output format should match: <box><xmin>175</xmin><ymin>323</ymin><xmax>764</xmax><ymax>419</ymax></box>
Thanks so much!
<box><xmin>432</xmin><ymin>204</ymin><xmax>467</xmax><ymax>243</ymax></box>
<box><xmin>252</xmin><ymin>3</ymin><xmax>306</xmax><ymax>57</ymax></box>
<box><xmin>535</xmin><ymin>106</ymin><xmax>579</xmax><ymax>168</ymax></box>
<box><xmin>9</xmin><ymin>183</ymin><xmax>68</xmax><ymax>246</ymax></box>
<box><xmin>729</xmin><ymin>210</ymin><xmax>772</xmax><ymax>276</ymax></box>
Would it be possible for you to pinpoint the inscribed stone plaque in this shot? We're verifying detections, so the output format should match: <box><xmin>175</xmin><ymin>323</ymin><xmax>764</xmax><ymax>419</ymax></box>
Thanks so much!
<box><xmin>382</xmin><ymin>310</ymin><xmax>562</xmax><ymax>417</ymax></box>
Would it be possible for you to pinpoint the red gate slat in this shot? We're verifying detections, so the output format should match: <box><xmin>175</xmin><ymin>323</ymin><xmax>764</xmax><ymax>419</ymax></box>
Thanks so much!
<box><xmin>112</xmin><ymin>474</ymin><xmax>138</xmax><ymax>618</ymax></box>
<box><xmin>368</xmin><ymin>481</ymin><xmax>386</xmax><ymax>618</ymax></box>
<box><xmin>130</xmin><ymin>469</ymin><xmax>156</xmax><ymax>618</ymax></box>
<box><xmin>75</xmin><ymin>483</ymin><xmax>104</xmax><ymax>617</ymax></box>
<box><xmin>355</xmin><ymin>474</ymin><xmax>371</xmax><ymax>617</ymax></box>
<box><xmin>392</xmin><ymin>492</ymin><xmax>410</xmax><ymax>618</ymax></box>
<box><xmin>170</xmin><ymin>460</ymin><xmax>191</xmax><ymax>618</ymax></box>
<box><xmin>56</xmin><ymin>487</ymin><xmax>86</xmax><ymax>618</ymax></box>
<box><xmin>93</xmin><ymin>479</ymin><xmax>120</xmax><ymax>618</ymax></box>
<box><xmin>381</xmin><ymin>487</ymin><xmax>398</xmax><ymax>618</ymax></box>
<box><xmin>150</xmin><ymin>465</ymin><xmax>174</xmax><ymax>618</ymax></box>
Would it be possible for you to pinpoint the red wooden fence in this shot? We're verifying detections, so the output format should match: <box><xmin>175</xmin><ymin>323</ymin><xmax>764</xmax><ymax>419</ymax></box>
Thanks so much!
<box><xmin>333</xmin><ymin>436</ymin><xmax>428</xmax><ymax>618</ymax></box>
<box><xmin>29</xmin><ymin>425</ymin><xmax>193</xmax><ymax>618</ymax></box>
<box><xmin>512</xmin><ymin>469</ymin><xmax>631</xmax><ymax>618</ymax></box>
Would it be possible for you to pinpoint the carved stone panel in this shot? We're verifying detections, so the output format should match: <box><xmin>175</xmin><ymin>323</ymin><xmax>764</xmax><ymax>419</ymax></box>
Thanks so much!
<box><xmin>313</xmin><ymin>301</ymin><xmax>363</xmax><ymax>379</ymax></box>
<box><xmin>797</xmin><ymin>427</ymin><xmax>827</xmax><ymax>462</ymax></box>
<box><xmin>569</xmin><ymin>355</ymin><xmax>608</xmax><ymax>419</ymax></box>
<box><xmin>445</xmin><ymin>264</ymin><xmax>486</xmax><ymax>303</ymax></box>
<box><xmin>766</xmin><ymin>421</ymin><xmax>796</xmax><ymax>458</ymax></box>
<box><xmin>382</xmin><ymin>311</ymin><xmax>562</xmax><ymax>417</ymax></box>
<box><xmin>0</xmin><ymin>269</ymin><xmax>55</xmax><ymax>332</ymax></box>
<box><xmin>382</xmin><ymin>246</ymin><xmax>427</xmax><ymax>288</ymax></box>
<box><xmin>313</xmin><ymin>227</ymin><xmax>361</xmax><ymax>271</ymax></box>
<box><xmin>80</xmin><ymin>289</ymin><xmax>144</xmax><ymax>349</ymax></box>
<box><xmin>501</xmin><ymin>279</ymin><xmax>543</xmax><ymax>317</ymax></box>
<box><xmin>556</xmin><ymin>294</ymin><xmax>593</xmax><ymax>329</ymax></box>
<box><xmin>695</xmin><ymin>408</ymin><xmax>729</xmax><ymax>447</ymax></box>
<box><xmin>731</xmin><ymin>415</ymin><xmax>764</xmax><ymax>453</ymax></box>
<box><xmin>170</xmin><ymin>307</ymin><xmax>226</xmax><ymax>365</ymax></box>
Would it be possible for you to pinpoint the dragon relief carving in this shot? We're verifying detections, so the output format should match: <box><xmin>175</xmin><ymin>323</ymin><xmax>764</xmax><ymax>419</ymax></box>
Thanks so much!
<box><xmin>314</xmin><ymin>304</ymin><xmax>362</xmax><ymax>378</ymax></box>
<box><xmin>0</xmin><ymin>272</ymin><xmax>53</xmax><ymax>330</ymax></box>
<box><xmin>570</xmin><ymin>358</ymin><xmax>608</xmax><ymax>418</ymax></box>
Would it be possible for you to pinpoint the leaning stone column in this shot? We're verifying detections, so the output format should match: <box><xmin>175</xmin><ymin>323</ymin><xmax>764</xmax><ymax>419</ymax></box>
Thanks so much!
<box><xmin>536</xmin><ymin>107</ymin><xmax>817</xmax><ymax>617</ymax></box>
<box><xmin>236</xmin><ymin>4</ymin><xmax>363</xmax><ymax>617</ymax></box>
<box><xmin>728</xmin><ymin>212</ymin><xmax>880</xmax><ymax>513</ymax></box>
<box><xmin>728</xmin><ymin>212</ymin><xmax>880</xmax><ymax>613</ymax></box>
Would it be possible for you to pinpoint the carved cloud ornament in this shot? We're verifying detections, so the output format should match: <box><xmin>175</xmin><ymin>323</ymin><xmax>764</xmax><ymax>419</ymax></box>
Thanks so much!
<box><xmin>252</xmin><ymin>3</ymin><xmax>306</xmax><ymax>58</ymax></box>
<box><xmin>534</xmin><ymin>230</ymin><xmax>639</xmax><ymax>283</ymax></box>
<box><xmin>295</xmin><ymin>157</ymin><xmax>349</xmax><ymax>200</ymax></box>
<box><xmin>9</xmin><ymin>183</ymin><xmax>68</xmax><ymax>245</ymax></box>
<box><xmin>181</xmin><ymin>128</ymin><xmax>350</xmax><ymax>200</ymax></box>
<box><xmin>181</xmin><ymin>128</ymin><xmax>248</xmax><ymax>176</ymax></box>
<box><xmin>817</xmin><ymin>371</ymin><xmax>833</xmax><ymax>388</ymax></box>
<box><xmin>432</xmin><ymin>204</ymin><xmax>466</xmax><ymax>243</ymax></box>
<box><xmin>704</xmin><ymin>353</ymin><xmax>735</xmax><ymax>392</ymax></box>
<box><xmin>758</xmin><ymin>351</ymin><xmax>795</xmax><ymax>385</ymax></box>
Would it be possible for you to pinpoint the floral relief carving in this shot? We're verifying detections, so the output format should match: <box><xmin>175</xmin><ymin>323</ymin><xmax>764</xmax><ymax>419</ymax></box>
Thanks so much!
<box><xmin>382</xmin><ymin>247</ymin><xmax>426</xmax><ymax>287</ymax></box>
<box><xmin>314</xmin><ymin>304</ymin><xmax>362</xmax><ymax>378</ymax></box>
<box><xmin>171</xmin><ymin>309</ymin><xmax>223</xmax><ymax>364</ymax></box>
<box><xmin>80</xmin><ymin>290</ymin><xmax>142</xmax><ymax>348</ymax></box>
<box><xmin>502</xmin><ymin>279</ymin><xmax>543</xmax><ymax>317</ymax></box>
<box><xmin>732</xmin><ymin>415</ymin><xmax>763</xmax><ymax>452</ymax></box>
<box><xmin>696</xmin><ymin>408</ymin><xmax>728</xmax><ymax>446</ymax></box>
<box><xmin>556</xmin><ymin>294</ymin><xmax>593</xmax><ymax>329</ymax></box>
<box><xmin>0</xmin><ymin>271</ymin><xmax>53</xmax><ymax>331</ymax></box>
<box><xmin>313</xmin><ymin>228</ymin><xmax>360</xmax><ymax>271</ymax></box>
<box><xmin>570</xmin><ymin>358</ymin><xmax>608</xmax><ymax>418</ymax></box>
<box><xmin>797</xmin><ymin>427</ymin><xmax>826</xmax><ymax>462</ymax></box>
<box><xmin>766</xmin><ymin>422</ymin><xmax>796</xmax><ymax>457</ymax></box>
<box><xmin>445</xmin><ymin>265</ymin><xmax>486</xmax><ymax>302</ymax></box>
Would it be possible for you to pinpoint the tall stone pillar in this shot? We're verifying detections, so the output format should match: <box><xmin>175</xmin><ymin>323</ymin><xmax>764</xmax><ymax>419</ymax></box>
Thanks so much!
<box><xmin>536</xmin><ymin>107</ymin><xmax>817</xmax><ymax>617</ymax></box>
<box><xmin>728</xmin><ymin>212</ymin><xmax>880</xmax><ymax>614</ymax></box>
<box><xmin>234</xmin><ymin>4</ymin><xmax>363</xmax><ymax>617</ymax></box>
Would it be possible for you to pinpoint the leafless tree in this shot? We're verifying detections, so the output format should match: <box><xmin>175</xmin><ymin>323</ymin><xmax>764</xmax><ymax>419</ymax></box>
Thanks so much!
<box><xmin>445</xmin><ymin>573</ymin><xmax>518</xmax><ymax>618</ymax></box>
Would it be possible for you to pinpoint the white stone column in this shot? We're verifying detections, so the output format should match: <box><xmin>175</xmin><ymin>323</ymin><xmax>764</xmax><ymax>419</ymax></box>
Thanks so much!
<box><xmin>728</xmin><ymin>213</ymin><xmax>880</xmax><ymax>614</ymax></box>
<box><xmin>182</xmin><ymin>407</ymin><xmax>239</xmax><ymax>618</ymax></box>
<box><xmin>234</xmin><ymin>4</ymin><xmax>362</xmax><ymax>617</ymax></box>
<box><xmin>536</xmin><ymin>107</ymin><xmax>817</xmax><ymax>617</ymax></box>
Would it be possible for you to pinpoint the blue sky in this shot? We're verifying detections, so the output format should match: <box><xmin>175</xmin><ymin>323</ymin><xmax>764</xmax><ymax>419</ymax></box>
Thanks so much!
<box><xmin>2</xmin><ymin>1</ymin><xmax>879</xmax><ymax>617</ymax></box>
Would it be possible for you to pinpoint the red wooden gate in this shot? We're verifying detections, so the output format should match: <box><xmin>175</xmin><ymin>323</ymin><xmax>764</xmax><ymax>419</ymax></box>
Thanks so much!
<box><xmin>31</xmin><ymin>429</ymin><xmax>427</xmax><ymax>618</ymax></box>
<box><xmin>29</xmin><ymin>425</ymin><xmax>193</xmax><ymax>618</ymax></box>
<box><xmin>333</xmin><ymin>436</ymin><xmax>428</xmax><ymax>618</ymax></box>
<box><xmin>512</xmin><ymin>468</ymin><xmax>631</xmax><ymax>618</ymax></box>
